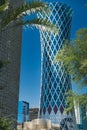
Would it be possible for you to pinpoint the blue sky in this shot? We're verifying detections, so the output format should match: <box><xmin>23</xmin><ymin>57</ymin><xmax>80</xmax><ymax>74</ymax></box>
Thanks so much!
<box><xmin>19</xmin><ymin>0</ymin><xmax>87</xmax><ymax>108</ymax></box>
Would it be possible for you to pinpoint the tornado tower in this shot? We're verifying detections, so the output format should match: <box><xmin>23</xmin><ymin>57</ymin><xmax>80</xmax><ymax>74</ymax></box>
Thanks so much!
<box><xmin>38</xmin><ymin>2</ymin><xmax>76</xmax><ymax>129</ymax></box>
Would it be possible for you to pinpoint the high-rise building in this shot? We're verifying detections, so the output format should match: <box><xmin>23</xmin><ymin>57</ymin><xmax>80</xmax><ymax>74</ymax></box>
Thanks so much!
<box><xmin>38</xmin><ymin>2</ymin><xmax>76</xmax><ymax>129</ymax></box>
<box><xmin>18</xmin><ymin>101</ymin><xmax>29</xmax><ymax>123</ymax></box>
<box><xmin>74</xmin><ymin>100</ymin><xmax>87</xmax><ymax>130</ymax></box>
<box><xmin>0</xmin><ymin>0</ymin><xmax>23</xmax><ymax>127</ymax></box>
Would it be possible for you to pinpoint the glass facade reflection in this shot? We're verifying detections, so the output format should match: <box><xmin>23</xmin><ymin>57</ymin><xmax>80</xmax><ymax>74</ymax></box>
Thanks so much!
<box><xmin>38</xmin><ymin>2</ymin><xmax>76</xmax><ymax>129</ymax></box>
<box><xmin>18</xmin><ymin>101</ymin><xmax>29</xmax><ymax>123</ymax></box>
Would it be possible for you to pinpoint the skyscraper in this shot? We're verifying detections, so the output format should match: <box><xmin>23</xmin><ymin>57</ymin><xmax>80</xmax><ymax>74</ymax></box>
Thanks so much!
<box><xmin>0</xmin><ymin>0</ymin><xmax>23</xmax><ymax>127</ymax></box>
<box><xmin>38</xmin><ymin>2</ymin><xmax>76</xmax><ymax>129</ymax></box>
<box><xmin>18</xmin><ymin>101</ymin><xmax>29</xmax><ymax>123</ymax></box>
<box><xmin>74</xmin><ymin>100</ymin><xmax>87</xmax><ymax>130</ymax></box>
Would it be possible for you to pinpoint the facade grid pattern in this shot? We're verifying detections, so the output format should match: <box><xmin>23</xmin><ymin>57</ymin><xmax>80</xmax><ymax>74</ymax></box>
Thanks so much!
<box><xmin>0</xmin><ymin>0</ymin><xmax>23</xmax><ymax>127</ymax></box>
<box><xmin>38</xmin><ymin>2</ymin><xmax>76</xmax><ymax>129</ymax></box>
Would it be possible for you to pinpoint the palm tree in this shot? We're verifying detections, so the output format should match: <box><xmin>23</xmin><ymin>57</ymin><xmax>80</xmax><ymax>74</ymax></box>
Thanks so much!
<box><xmin>0</xmin><ymin>0</ymin><xmax>58</xmax><ymax>68</ymax></box>
<box><xmin>0</xmin><ymin>0</ymin><xmax>58</xmax><ymax>30</ymax></box>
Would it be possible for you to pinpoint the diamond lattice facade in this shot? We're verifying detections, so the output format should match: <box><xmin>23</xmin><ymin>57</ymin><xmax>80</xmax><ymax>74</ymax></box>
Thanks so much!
<box><xmin>38</xmin><ymin>2</ymin><xmax>76</xmax><ymax>129</ymax></box>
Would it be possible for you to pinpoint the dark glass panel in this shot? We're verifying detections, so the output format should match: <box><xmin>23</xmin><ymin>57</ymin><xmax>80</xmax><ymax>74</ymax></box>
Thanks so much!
<box><xmin>60</xmin><ymin>105</ymin><xmax>64</xmax><ymax>114</ymax></box>
<box><xmin>53</xmin><ymin>105</ymin><xmax>58</xmax><ymax>114</ymax></box>
<box><xmin>48</xmin><ymin>105</ymin><xmax>52</xmax><ymax>114</ymax></box>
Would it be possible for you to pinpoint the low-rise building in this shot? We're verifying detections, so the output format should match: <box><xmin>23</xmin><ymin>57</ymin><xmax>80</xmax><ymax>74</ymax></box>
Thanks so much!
<box><xmin>29</xmin><ymin>108</ymin><xmax>39</xmax><ymax>121</ymax></box>
<box><xmin>17</xmin><ymin>119</ymin><xmax>60</xmax><ymax>130</ymax></box>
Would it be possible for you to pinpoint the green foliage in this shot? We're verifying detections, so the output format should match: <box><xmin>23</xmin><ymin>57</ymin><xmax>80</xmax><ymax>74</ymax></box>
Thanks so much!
<box><xmin>0</xmin><ymin>0</ymin><xmax>58</xmax><ymax>69</ymax></box>
<box><xmin>0</xmin><ymin>0</ymin><xmax>6</xmax><ymax>6</ymax></box>
<box><xmin>0</xmin><ymin>117</ymin><xmax>12</xmax><ymax>130</ymax></box>
<box><xmin>0</xmin><ymin>1</ymin><xmax>58</xmax><ymax>33</ymax></box>
<box><xmin>1</xmin><ymin>1</ymin><xmax>46</xmax><ymax>28</ymax></box>
<box><xmin>0</xmin><ymin>60</ymin><xmax>4</xmax><ymax>68</ymax></box>
<box><xmin>55</xmin><ymin>28</ymin><xmax>87</xmax><ymax>87</ymax></box>
<box><xmin>55</xmin><ymin>28</ymin><xmax>87</xmax><ymax>116</ymax></box>
<box><xmin>17</xmin><ymin>18</ymin><xmax>58</xmax><ymax>33</ymax></box>
<box><xmin>0</xmin><ymin>60</ymin><xmax>10</xmax><ymax>69</ymax></box>
<box><xmin>0</xmin><ymin>0</ymin><xmax>9</xmax><ymax>14</ymax></box>
<box><xmin>65</xmin><ymin>90</ymin><xmax>74</xmax><ymax>112</ymax></box>
<box><xmin>65</xmin><ymin>90</ymin><xmax>87</xmax><ymax>113</ymax></box>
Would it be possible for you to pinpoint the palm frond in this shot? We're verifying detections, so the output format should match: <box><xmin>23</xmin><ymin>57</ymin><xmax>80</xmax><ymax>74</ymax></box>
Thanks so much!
<box><xmin>0</xmin><ymin>0</ymin><xmax>9</xmax><ymax>14</ymax></box>
<box><xmin>1</xmin><ymin>1</ymin><xmax>47</xmax><ymax>29</ymax></box>
<box><xmin>0</xmin><ymin>1</ymin><xmax>58</xmax><ymax>34</ymax></box>
<box><xmin>16</xmin><ymin>18</ymin><xmax>59</xmax><ymax>33</ymax></box>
